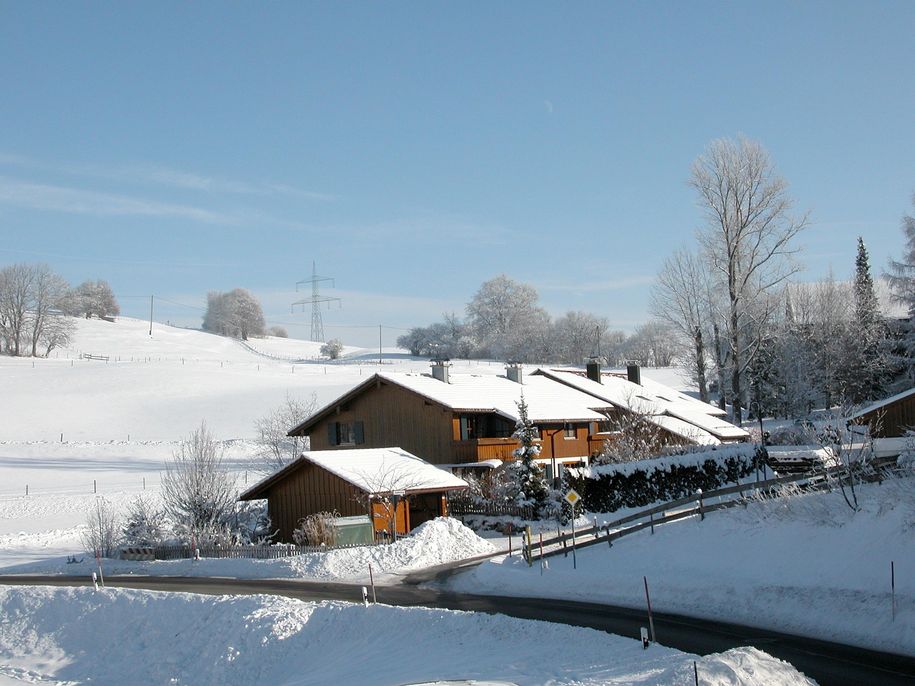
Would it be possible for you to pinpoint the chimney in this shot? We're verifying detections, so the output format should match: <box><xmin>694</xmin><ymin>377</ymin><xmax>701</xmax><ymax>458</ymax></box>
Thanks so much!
<box><xmin>586</xmin><ymin>357</ymin><xmax>601</xmax><ymax>384</ymax></box>
<box><xmin>431</xmin><ymin>359</ymin><xmax>451</xmax><ymax>383</ymax></box>
<box><xmin>506</xmin><ymin>361</ymin><xmax>523</xmax><ymax>384</ymax></box>
<box><xmin>626</xmin><ymin>362</ymin><xmax>641</xmax><ymax>386</ymax></box>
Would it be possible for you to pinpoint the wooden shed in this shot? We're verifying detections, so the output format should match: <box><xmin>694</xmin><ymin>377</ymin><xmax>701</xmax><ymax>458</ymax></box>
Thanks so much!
<box><xmin>238</xmin><ymin>447</ymin><xmax>469</xmax><ymax>543</ymax></box>
<box><xmin>849</xmin><ymin>387</ymin><xmax>915</xmax><ymax>438</ymax></box>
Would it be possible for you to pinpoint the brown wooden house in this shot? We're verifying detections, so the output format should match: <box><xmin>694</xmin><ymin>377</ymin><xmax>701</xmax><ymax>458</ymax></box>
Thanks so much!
<box><xmin>238</xmin><ymin>447</ymin><xmax>468</xmax><ymax>542</ymax></box>
<box><xmin>288</xmin><ymin>362</ymin><xmax>611</xmax><ymax>478</ymax></box>
<box><xmin>849</xmin><ymin>387</ymin><xmax>915</xmax><ymax>438</ymax></box>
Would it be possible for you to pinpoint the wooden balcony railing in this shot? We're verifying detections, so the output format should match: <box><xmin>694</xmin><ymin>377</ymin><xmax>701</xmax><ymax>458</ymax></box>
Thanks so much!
<box><xmin>452</xmin><ymin>437</ymin><xmax>522</xmax><ymax>463</ymax></box>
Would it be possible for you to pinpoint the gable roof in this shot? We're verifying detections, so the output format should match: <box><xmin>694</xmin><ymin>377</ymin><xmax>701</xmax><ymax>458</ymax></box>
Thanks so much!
<box><xmin>239</xmin><ymin>447</ymin><xmax>468</xmax><ymax>500</ymax></box>
<box><xmin>288</xmin><ymin>370</ymin><xmax>610</xmax><ymax>436</ymax></box>
<box><xmin>534</xmin><ymin>368</ymin><xmax>748</xmax><ymax>443</ymax></box>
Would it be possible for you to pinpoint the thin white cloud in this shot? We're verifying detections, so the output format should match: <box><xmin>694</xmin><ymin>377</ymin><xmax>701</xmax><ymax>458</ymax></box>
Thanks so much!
<box><xmin>0</xmin><ymin>152</ymin><xmax>334</xmax><ymax>201</ymax></box>
<box><xmin>0</xmin><ymin>177</ymin><xmax>235</xmax><ymax>224</ymax></box>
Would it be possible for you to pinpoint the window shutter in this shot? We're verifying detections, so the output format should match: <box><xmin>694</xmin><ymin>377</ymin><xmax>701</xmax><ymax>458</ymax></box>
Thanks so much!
<box><xmin>354</xmin><ymin>421</ymin><xmax>365</xmax><ymax>445</ymax></box>
<box><xmin>327</xmin><ymin>422</ymin><xmax>338</xmax><ymax>446</ymax></box>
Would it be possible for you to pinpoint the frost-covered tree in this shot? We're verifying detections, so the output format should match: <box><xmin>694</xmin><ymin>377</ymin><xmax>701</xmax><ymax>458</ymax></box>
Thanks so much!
<box><xmin>0</xmin><ymin>263</ymin><xmax>73</xmax><ymax>357</ymax></box>
<box><xmin>691</xmin><ymin>136</ymin><xmax>807</xmax><ymax>422</ymax></box>
<box><xmin>844</xmin><ymin>237</ymin><xmax>887</xmax><ymax>402</ymax></box>
<box><xmin>267</xmin><ymin>325</ymin><xmax>288</xmax><ymax>338</ymax></box>
<box><xmin>81</xmin><ymin>497</ymin><xmax>121</xmax><ymax>558</ymax></box>
<box><xmin>253</xmin><ymin>393</ymin><xmax>317</xmax><ymax>474</ymax></box>
<box><xmin>886</xmin><ymin>194</ymin><xmax>915</xmax><ymax>384</ymax></box>
<box><xmin>202</xmin><ymin>288</ymin><xmax>265</xmax><ymax>340</ymax></box>
<box><xmin>161</xmin><ymin>421</ymin><xmax>237</xmax><ymax>544</ymax></box>
<box><xmin>466</xmin><ymin>275</ymin><xmax>549</xmax><ymax>361</ymax></box>
<box><xmin>74</xmin><ymin>279</ymin><xmax>120</xmax><ymax>319</ymax></box>
<box><xmin>548</xmin><ymin>311</ymin><xmax>609</xmax><ymax>365</ymax></box>
<box><xmin>651</xmin><ymin>249</ymin><xmax>712</xmax><ymax>402</ymax></box>
<box><xmin>122</xmin><ymin>495</ymin><xmax>168</xmax><ymax>546</ymax></box>
<box><xmin>320</xmin><ymin>338</ymin><xmax>344</xmax><ymax>360</ymax></box>
<box><xmin>508</xmin><ymin>396</ymin><xmax>549</xmax><ymax>517</ymax></box>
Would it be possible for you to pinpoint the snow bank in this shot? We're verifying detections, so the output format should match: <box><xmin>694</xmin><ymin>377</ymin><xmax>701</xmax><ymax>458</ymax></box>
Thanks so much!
<box><xmin>450</xmin><ymin>481</ymin><xmax>915</xmax><ymax>656</ymax></box>
<box><xmin>1</xmin><ymin>518</ymin><xmax>496</xmax><ymax>583</ymax></box>
<box><xmin>0</xmin><ymin>585</ymin><xmax>816</xmax><ymax>686</ymax></box>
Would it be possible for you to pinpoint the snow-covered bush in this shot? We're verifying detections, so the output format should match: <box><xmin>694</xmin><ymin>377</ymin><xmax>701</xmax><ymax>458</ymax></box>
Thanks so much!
<box><xmin>232</xmin><ymin>500</ymin><xmax>274</xmax><ymax>544</ymax></box>
<box><xmin>122</xmin><ymin>496</ymin><xmax>168</xmax><ymax>546</ymax></box>
<box><xmin>507</xmin><ymin>396</ymin><xmax>550</xmax><ymax>519</ymax></box>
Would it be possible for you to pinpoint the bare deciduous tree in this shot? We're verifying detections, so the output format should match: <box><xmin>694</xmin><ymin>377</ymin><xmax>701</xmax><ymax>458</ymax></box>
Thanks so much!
<box><xmin>254</xmin><ymin>393</ymin><xmax>317</xmax><ymax>474</ymax></box>
<box><xmin>161</xmin><ymin>421</ymin><xmax>237</xmax><ymax>543</ymax></box>
<box><xmin>651</xmin><ymin>249</ymin><xmax>712</xmax><ymax>401</ymax></box>
<box><xmin>691</xmin><ymin>136</ymin><xmax>807</xmax><ymax>422</ymax></box>
<box><xmin>81</xmin><ymin>497</ymin><xmax>122</xmax><ymax>558</ymax></box>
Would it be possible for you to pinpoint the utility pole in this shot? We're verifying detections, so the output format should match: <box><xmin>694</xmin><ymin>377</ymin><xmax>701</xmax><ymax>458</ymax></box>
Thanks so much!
<box><xmin>379</xmin><ymin>324</ymin><xmax>383</xmax><ymax>365</ymax></box>
<box><xmin>292</xmin><ymin>262</ymin><xmax>341</xmax><ymax>342</ymax></box>
<box><xmin>149</xmin><ymin>295</ymin><xmax>154</xmax><ymax>336</ymax></box>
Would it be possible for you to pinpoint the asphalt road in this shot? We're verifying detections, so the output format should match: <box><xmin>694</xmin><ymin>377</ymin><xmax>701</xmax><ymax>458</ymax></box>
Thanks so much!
<box><xmin>2</xmin><ymin>574</ymin><xmax>913</xmax><ymax>685</ymax></box>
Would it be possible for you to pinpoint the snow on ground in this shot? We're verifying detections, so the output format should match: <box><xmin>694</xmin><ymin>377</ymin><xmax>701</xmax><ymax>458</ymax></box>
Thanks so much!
<box><xmin>0</xmin><ymin>585</ymin><xmax>816</xmax><ymax>686</ymax></box>
<box><xmin>0</xmin><ymin>518</ymin><xmax>496</xmax><ymax>584</ymax></box>
<box><xmin>446</xmin><ymin>480</ymin><xmax>915</xmax><ymax>657</ymax></box>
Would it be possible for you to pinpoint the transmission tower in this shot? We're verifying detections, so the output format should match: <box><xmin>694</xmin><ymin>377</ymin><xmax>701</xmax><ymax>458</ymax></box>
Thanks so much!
<box><xmin>292</xmin><ymin>262</ymin><xmax>341</xmax><ymax>342</ymax></box>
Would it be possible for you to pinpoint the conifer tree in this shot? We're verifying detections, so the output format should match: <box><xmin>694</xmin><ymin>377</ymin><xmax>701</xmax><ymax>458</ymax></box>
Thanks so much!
<box><xmin>886</xmin><ymin>195</ymin><xmax>915</xmax><ymax>386</ymax></box>
<box><xmin>510</xmin><ymin>395</ymin><xmax>549</xmax><ymax>518</ymax></box>
<box><xmin>847</xmin><ymin>237</ymin><xmax>886</xmax><ymax>401</ymax></box>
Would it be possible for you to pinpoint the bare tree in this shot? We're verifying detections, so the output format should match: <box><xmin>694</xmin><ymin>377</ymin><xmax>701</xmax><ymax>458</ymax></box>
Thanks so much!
<box><xmin>691</xmin><ymin>136</ymin><xmax>807</xmax><ymax>422</ymax></box>
<box><xmin>161</xmin><ymin>421</ymin><xmax>237</xmax><ymax>543</ymax></box>
<box><xmin>253</xmin><ymin>393</ymin><xmax>317</xmax><ymax>474</ymax></box>
<box><xmin>0</xmin><ymin>263</ymin><xmax>73</xmax><ymax>357</ymax></box>
<box><xmin>81</xmin><ymin>497</ymin><xmax>122</xmax><ymax>558</ymax></box>
<box><xmin>29</xmin><ymin>265</ymin><xmax>72</xmax><ymax>356</ymax></box>
<box><xmin>0</xmin><ymin>263</ymin><xmax>34</xmax><ymax>356</ymax></box>
<box><xmin>651</xmin><ymin>249</ymin><xmax>712</xmax><ymax>401</ymax></box>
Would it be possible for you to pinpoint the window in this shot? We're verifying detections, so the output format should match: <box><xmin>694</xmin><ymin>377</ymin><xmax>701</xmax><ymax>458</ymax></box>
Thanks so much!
<box><xmin>563</xmin><ymin>422</ymin><xmax>576</xmax><ymax>439</ymax></box>
<box><xmin>327</xmin><ymin>421</ymin><xmax>364</xmax><ymax>446</ymax></box>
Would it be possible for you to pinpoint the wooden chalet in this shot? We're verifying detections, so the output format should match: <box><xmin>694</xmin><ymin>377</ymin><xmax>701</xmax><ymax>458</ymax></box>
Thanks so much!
<box><xmin>849</xmin><ymin>387</ymin><xmax>915</xmax><ymax>438</ymax></box>
<box><xmin>288</xmin><ymin>362</ymin><xmax>611</xmax><ymax>478</ymax></box>
<box><xmin>238</xmin><ymin>447</ymin><xmax>468</xmax><ymax>542</ymax></box>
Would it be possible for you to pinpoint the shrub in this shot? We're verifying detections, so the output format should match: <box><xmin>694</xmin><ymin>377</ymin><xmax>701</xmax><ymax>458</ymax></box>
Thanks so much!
<box><xmin>292</xmin><ymin>511</ymin><xmax>338</xmax><ymax>546</ymax></box>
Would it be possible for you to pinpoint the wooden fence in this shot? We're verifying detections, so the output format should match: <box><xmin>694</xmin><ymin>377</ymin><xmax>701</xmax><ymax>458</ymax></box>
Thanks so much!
<box><xmin>150</xmin><ymin>540</ymin><xmax>385</xmax><ymax>561</ymax></box>
<box><xmin>449</xmin><ymin>499</ymin><xmax>535</xmax><ymax>521</ymax></box>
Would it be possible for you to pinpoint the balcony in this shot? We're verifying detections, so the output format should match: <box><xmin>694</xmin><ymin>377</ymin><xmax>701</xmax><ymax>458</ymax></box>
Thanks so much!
<box><xmin>452</xmin><ymin>437</ymin><xmax>521</xmax><ymax>463</ymax></box>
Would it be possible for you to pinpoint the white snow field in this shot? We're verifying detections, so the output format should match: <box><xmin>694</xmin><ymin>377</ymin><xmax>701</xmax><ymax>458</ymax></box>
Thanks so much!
<box><xmin>0</xmin><ymin>586</ymin><xmax>816</xmax><ymax>686</ymax></box>
<box><xmin>0</xmin><ymin>315</ymin><xmax>906</xmax><ymax>681</ymax></box>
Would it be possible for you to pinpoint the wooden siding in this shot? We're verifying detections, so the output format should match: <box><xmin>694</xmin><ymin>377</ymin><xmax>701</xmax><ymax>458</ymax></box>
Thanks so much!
<box><xmin>265</xmin><ymin>463</ymin><xmax>366</xmax><ymax>542</ymax></box>
<box><xmin>856</xmin><ymin>393</ymin><xmax>915</xmax><ymax>438</ymax></box>
<box><xmin>307</xmin><ymin>380</ymin><xmax>457</xmax><ymax>464</ymax></box>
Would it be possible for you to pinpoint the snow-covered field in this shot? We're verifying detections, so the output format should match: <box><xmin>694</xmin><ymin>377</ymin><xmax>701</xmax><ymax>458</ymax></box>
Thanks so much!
<box><xmin>0</xmin><ymin>586</ymin><xmax>815</xmax><ymax>686</ymax></box>
<box><xmin>2</xmin><ymin>316</ymin><xmax>910</xmax><ymax>682</ymax></box>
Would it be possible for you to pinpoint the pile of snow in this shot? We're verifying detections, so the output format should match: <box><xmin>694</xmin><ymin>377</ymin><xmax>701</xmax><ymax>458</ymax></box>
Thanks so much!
<box><xmin>1</xmin><ymin>518</ymin><xmax>496</xmax><ymax>583</ymax></box>
<box><xmin>0</xmin><ymin>585</ymin><xmax>816</xmax><ymax>686</ymax></box>
<box><xmin>450</xmin><ymin>480</ymin><xmax>915</xmax><ymax>656</ymax></box>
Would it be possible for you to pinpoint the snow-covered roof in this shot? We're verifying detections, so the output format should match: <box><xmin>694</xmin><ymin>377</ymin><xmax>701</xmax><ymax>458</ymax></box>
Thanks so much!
<box><xmin>240</xmin><ymin>447</ymin><xmax>468</xmax><ymax>499</ymax></box>
<box><xmin>848</xmin><ymin>387</ymin><xmax>915</xmax><ymax>422</ymax></box>
<box><xmin>374</xmin><ymin>371</ymin><xmax>609</xmax><ymax>423</ymax></box>
<box><xmin>535</xmin><ymin>368</ymin><xmax>748</xmax><ymax>443</ymax></box>
<box><xmin>302</xmin><ymin>447</ymin><xmax>468</xmax><ymax>494</ymax></box>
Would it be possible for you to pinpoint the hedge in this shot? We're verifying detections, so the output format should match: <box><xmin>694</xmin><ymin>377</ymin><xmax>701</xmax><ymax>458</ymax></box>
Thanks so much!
<box><xmin>566</xmin><ymin>444</ymin><xmax>763</xmax><ymax>513</ymax></box>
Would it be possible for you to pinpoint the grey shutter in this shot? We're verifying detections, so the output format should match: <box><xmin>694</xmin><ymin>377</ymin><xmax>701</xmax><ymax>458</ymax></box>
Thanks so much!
<box><xmin>327</xmin><ymin>422</ymin><xmax>338</xmax><ymax>446</ymax></box>
<box><xmin>354</xmin><ymin>421</ymin><xmax>365</xmax><ymax>445</ymax></box>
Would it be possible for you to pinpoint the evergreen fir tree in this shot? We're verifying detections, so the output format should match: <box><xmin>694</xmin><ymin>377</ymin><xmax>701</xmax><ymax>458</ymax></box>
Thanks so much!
<box><xmin>510</xmin><ymin>395</ymin><xmax>550</xmax><ymax>518</ymax></box>
<box><xmin>848</xmin><ymin>237</ymin><xmax>886</xmax><ymax>402</ymax></box>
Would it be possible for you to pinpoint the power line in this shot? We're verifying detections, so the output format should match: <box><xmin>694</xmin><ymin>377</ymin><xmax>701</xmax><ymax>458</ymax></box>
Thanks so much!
<box><xmin>291</xmin><ymin>262</ymin><xmax>341</xmax><ymax>342</ymax></box>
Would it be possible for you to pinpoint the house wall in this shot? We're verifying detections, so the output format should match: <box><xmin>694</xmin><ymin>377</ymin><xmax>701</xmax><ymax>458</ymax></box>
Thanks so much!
<box><xmin>265</xmin><ymin>463</ymin><xmax>366</xmax><ymax>542</ymax></box>
<box><xmin>858</xmin><ymin>394</ymin><xmax>915</xmax><ymax>438</ymax></box>
<box><xmin>307</xmin><ymin>380</ymin><xmax>457</xmax><ymax>464</ymax></box>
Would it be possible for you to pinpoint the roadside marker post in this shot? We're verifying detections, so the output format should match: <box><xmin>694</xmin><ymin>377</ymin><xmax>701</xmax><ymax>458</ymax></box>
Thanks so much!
<box><xmin>368</xmin><ymin>563</ymin><xmax>377</xmax><ymax>603</ymax></box>
<box><xmin>643</xmin><ymin>576</ymin><xmax>655</xmax><ymax>644</ymax></box>
<box><xmin>564</xmin><ymin>489</ymin><xmax>581</xmax><ymax>570</ymax></box>
<box><xmin>361</xmin><ymin>586</ymin><xmax>369</xmax><ymax>607</ymax></box>
<box><xmin>640</xmin><ymin>627</ymin><xmax>649</xmax><ymax>649</ymax></box>
<box><xmin>892</xmin><ymin>560</ymin><xmax>896</xmax><ymax>621</ymax></box>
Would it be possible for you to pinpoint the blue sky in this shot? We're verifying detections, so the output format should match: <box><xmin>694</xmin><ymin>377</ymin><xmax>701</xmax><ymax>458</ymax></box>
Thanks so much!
<box><xmin>1</xmin><ymin>1</ymin><xmax>913</xmax><ymax>347</ymax></box>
